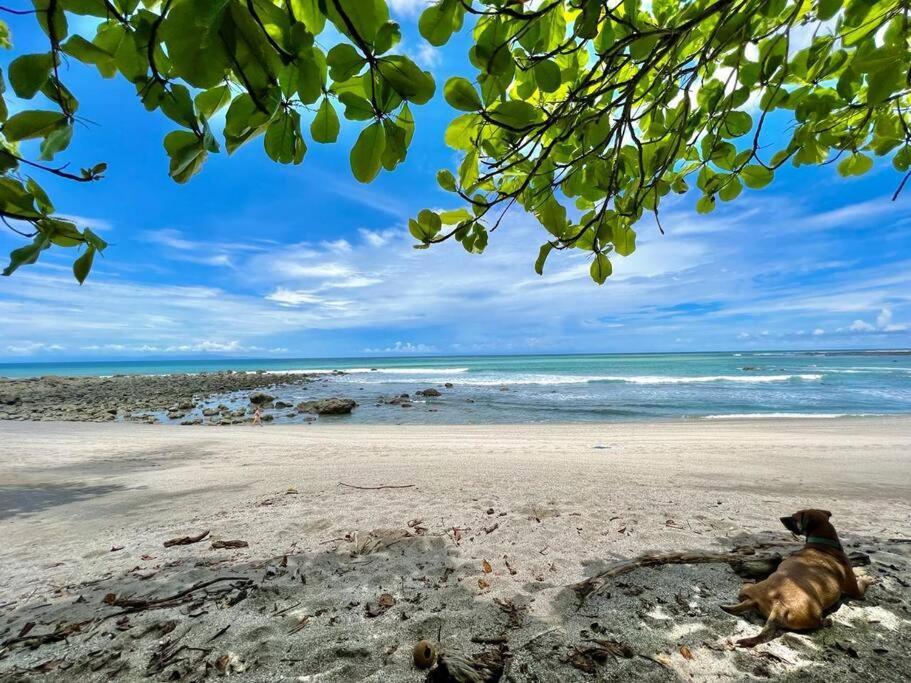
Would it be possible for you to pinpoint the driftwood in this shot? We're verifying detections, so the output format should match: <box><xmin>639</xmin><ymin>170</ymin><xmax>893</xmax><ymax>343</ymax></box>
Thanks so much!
<box><xmin>2</xmin><ymin>620</ymin><xmax>92</xmax><ymax>647</ymax></box>
<box><xmin>211</xmin><ymin>540</ymin><xmax>248</xmax><ymax>549</ymax></box>
<box><xmin>163</xmin><ymin>530</ymin><xmax>209</xmax><ymax>547</ymax></box>
<box><xmin>338</xmin><ymin>482</ymin><xmax>415</xmax><ymax>490</ymax></box>
<box><xmin>104</xmin><ymin>577</ymin><xmax>252</xmax><ymax>612</ymax></box>
<box><xmin>572</xmin><ymin>549</ymin><xmax>785</xmax><ymax>603</ymax></box>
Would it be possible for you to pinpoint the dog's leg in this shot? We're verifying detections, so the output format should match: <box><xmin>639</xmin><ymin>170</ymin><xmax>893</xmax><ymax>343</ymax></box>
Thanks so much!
<box><xmin>720</xmin><ymin>599</ymin><xmax>756</xmax><ymax>615</ymax></box>
<box><xmin>843</xmin><ymin>570</ymin><xmax>877</xmax><ymax>599</ymax></box>
<box><xmin>736</xmin><ymin>610</ymin><xmax>781</xmax><ymax>648</ymax></box>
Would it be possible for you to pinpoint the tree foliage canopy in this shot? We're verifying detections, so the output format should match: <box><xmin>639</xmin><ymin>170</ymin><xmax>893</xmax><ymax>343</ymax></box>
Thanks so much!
<box><xmin>1</xmin><ymin>0</ymin><xmax>909</xmax><ymax>284</ymax></box>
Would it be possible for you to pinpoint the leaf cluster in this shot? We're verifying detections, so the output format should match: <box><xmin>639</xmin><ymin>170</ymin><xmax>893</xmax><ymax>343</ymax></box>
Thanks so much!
<box><xmin>1</xmin><ymin>0</ymin><xmax>909</xmax><ymax>284</ymax></box>
<box><xmin>417</xmin><ymin>0</ymin><xmax>911</xmax><ymax>283</ymax></box>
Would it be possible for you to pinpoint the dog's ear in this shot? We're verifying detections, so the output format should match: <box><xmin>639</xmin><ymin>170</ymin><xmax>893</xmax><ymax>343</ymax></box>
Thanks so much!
<box><xmin>823</xmin><ymin>510</ymin><xmax>832</xmax><ymax>519</ymax></box>
<box><xmin>780</xmin><ymin>514</ymin><xmax>801</xmax><ymax>535</ymax></box>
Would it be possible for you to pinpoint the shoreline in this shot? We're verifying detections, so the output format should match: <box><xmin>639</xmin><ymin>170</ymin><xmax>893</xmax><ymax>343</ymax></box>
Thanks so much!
<box><xmin>2</xmin><ymin>418</ymin><xmax>910</xmax><ymax>681</ymax></box>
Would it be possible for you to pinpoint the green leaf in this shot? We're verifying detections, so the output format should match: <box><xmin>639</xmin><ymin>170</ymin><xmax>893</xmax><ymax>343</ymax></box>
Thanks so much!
<box><xmin>39</xmin><ymin>123</ymin><xmax>73</xmax><ymax>160</ymax></box>
<box><xmin>837</xmin><ymin>153</ymin><xmax>873</xmax><ymax>177</ymax></box>
<box><xmin>437</xmin><ymin>169</ymin><xmax>456</xmax><ymax>192</ymax></box>
<box><xmin>590</xmin><ymin>253</ymin><xmax>612</xmax><ymax>285</ymax></box>
<box><xmin>265</xmin><ymin>110</ymin><xmax>306</xmax><ymax>164</ymax></box>
<box><xmin>536</xmin><ymin>197</ymin><xmax>568</xmax><ymax>237</ymax></box>
<box><xmin>696</xmin><ymin>195</ymin><xmax>716</xmax><ymax>214</ymax></box>
<box><xmin>444</xmin><ymin>77</ymin><xmax>482</xmax><ymax>111</ymax></box>
<box><xmin>740</xmin><ymin>165</ymin><xmax>774</xmax><ymax>189</ymax></box>
<box><xmin>374</xmin><ymin>21</ymin><xmax>402</xmax><ymax>55</ymax></box>
<box><xmin>290</xmin><ymin>0</ymin><xmax>325</xmax><ymax>34</ymax></box>
<box><xmin>327</xmin><ymin>43</ymin><xmax>366</xmax><ymax>82</ymax></box>
<box><xmin>612</xmin><ymin>226</ymin><xmax>636</xmax><ymax>257</ymax></box>
<box><xmin>718</xmin><ymin>176</ymin><xmax>743</xmax><ymax>201</ymax></box>
<box><xmin>444</xmin><ymin>114</ymin><xmax>480</xmax><ymax>151</ymax></box>
<box><xmin>2</xmin><ymin>110</ymin><xmax>68</xmax><ymax>142</ymax></box>
<box><xmin>409</xmin><ymin>209</ymin><xmax>442</xmax><ymax>241</ymax></box>
<box><xmin>490</xmin><ymin>100</ymin><xmax>542</xmax><ymax>129</ymax></box>
<box><xmin>83</xmin><ymin>227</ymin><xmax>108</xmax><ymax>251</ymax></box>
<box><xmin>164</xmin><ymin>130</ymin><xmax>207</xmax><ymax>183</ymax></box>
<box><xmin>419</xmin><ymin>2</ymin><xmax>462</xmax><ymax>47</ymax></box>
<box><xmin>440</xmin><ymin>208</ymin><xmax>472</xmax><ymax>224</ymax></box>
<box><xmin>350</xmin><ymin>121</ymin><xmax>386</xmax><ymax>183</ymax></box>
<box><xmin>8</xmin><ymin>53</ymin><xmax>53</xmax><ymax>99</ymax></box>
<box><xmin>866</xmin><ymin>66</ymin><xmax>902</xmax><ymax>105</ymax></box>
<box><xmin>311</xmin><ymin>97</ymin><xmax>340</xmax><ymax>143</ymax></box>
<box><xmin>159</xmin><ymin>85</ymin><xmax>197</xmax><ymax>129</ymax></box>
<box><xmin>73</xmin><ymin>245</ymin><xmax>95</xmax><ymax>284</ymax></box>
<box><xmin>459</xmin><ymin>150</ymin><xmax>478</xmax><ymax>188</ymax></box>
<box><xmin>534</xmin><ymin>242</ymin><xmax>553</xmax><ymax>275</ymax></box>
<box><xmin>378</xmin><ymin>56</ymin><xmax>435</xmax><ymax>105</ymax></box>
<box><xmin>161</xmin><ymin>0</ymin><xmax>231</xmax><ymax>89</ymax></box>
<box><xmin>327</xmin><ymin>0</ymin><xmax>388</xmax><ymax>44</ymax></box>
<box><xmin>338</xmin><ymin>92</ymin><xmax>374</xmax><ymax>121</ymax></box>
<box><xmin>817</xmin><ymin>0</ymin><xmax>842</xmax><ymax>20</ymax></box>
<box><xmin>381</xmin><ymin>119</ymin><xmax>407</xmax><ymax>171</ymax></box>
<box><xmin>721</xmin><ymin>111</ymin><xmax>753</xmax><ymax>138</ymax></box>
<box><xmin>3</xmin><ymin>234</ymin><xmax>49</xmax><ymax>277</ymax></box>
<box><xmin>532</xmin><ymin>59</ymin><xmax>561</xmax><ymax>93</ymax></box>
<box><xmin>195</xmin><ymin>86</ymin><xmax>232</xmax><ymax>119</ymax></box>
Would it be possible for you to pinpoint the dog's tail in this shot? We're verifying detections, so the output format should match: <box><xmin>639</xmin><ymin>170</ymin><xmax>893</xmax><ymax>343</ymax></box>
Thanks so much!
<box><xmin>736</xmin><ymin>605</ymin><xmax>783</xmax><ymax>648</ymax></box>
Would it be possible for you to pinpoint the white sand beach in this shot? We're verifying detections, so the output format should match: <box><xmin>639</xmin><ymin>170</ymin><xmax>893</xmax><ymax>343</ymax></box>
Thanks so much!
<box><xmin>1</xmin><ymin>418</ymin><xmax>910</xmax><ymax>681</ymax></box>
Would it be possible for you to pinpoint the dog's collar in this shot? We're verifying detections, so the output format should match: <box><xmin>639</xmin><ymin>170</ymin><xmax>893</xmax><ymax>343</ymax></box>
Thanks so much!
<box><xmin>806</xmin><ymin>535</ymin><xmax>842</xmax><ymax>550</ymax></box>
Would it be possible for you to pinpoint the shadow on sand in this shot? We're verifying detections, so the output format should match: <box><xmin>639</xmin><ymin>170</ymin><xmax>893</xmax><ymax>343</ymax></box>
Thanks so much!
<box><xmin>0</xmin><ymin>529</ymin><xmax>908</xmax><ymax>682</ymax></box>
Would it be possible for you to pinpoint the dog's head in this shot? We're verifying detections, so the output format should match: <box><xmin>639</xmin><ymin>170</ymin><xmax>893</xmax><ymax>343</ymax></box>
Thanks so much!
<box><xmin>780</xmin><ymin>509</ymin><xmax>832</xmax><ymax>536</ymax></box>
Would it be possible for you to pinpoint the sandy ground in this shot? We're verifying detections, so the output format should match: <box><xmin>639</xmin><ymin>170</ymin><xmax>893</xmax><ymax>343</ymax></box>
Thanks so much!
<box><xmin>1</xmin><ymin>418</ymin><xmax>910</xmax><ymax>682</ymax></box>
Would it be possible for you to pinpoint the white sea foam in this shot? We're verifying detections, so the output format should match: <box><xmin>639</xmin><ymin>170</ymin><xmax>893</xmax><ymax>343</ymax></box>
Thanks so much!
<box><xmin>260</xmin><ymin>367</ymin><xmax>471</xmax><ymax>376</ymax></box>
<box><xmin>335</xmin><ymin>373</ymin><xmax>824</xmax><ymax>386</ymax></box>
<box><xmin>595</xmin><ymin>374</ymin><xmax>823</xmax><ymax>384</ymax></box>
<box><xmin>826</xmin><ymin>367</ymin><xmax>911</xmax><ymax>374</ymax></box>
<box><xmin>702</xmin><ymin>412</ymin><xmax>874</xmax><ymax>420</ymax></box>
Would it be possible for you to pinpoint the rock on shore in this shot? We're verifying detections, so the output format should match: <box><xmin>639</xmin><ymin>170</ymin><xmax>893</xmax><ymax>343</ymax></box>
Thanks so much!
<box><xmin>0</xmin><ymin>372</ymin><xmax>318</xmax><ymax>423</ymax></box>
<box><xmin>295</xmin><ymin>398</ymin><xmax>357</xmax><ymax>415</ymax></box>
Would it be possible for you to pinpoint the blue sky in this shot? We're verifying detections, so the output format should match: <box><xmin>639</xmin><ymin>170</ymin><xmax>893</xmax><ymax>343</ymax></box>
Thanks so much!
<box><xmin>1</xmin><ymin>2</ymin><xmax>910</xmax><ymax>361</ymax></box>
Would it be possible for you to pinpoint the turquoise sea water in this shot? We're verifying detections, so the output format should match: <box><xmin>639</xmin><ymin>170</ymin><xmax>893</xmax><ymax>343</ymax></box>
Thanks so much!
<box><xmin>2</xmin><ymin>351</ymin><xmax>910</xmax><ymax>423</ymax></box>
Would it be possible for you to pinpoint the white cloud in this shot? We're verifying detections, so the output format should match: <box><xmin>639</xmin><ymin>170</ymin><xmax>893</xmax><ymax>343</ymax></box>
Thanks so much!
<box><xmin>414</xmin><ymin>41</ymin><xmax>441</xmax><ymax>68</ymax></box>
<box><xmin>850</xmin><ymin>320</ymin><xmax>876</xmax><ymax>332</ymax></box>
<box><xmin>60</xmin><ymin>215</ymin><xmax>115</xmax><ymax>233</ymax></box>
<box><xmin>359</xmin><ymin>228</ymin><xmax>393</xmax><ymax>247</ymax></box>
<box><xmin>265</xmin><ymin>289</ymin><xmax>324</xmax><ymax>306</ymax></box>
<box><xmin>843</xmin><ymin>307</ymin><xmax>908</xmax><ymax>334</ymax></box>
<box><xmin>271</xmin><ymin>261</ymin><xmax>356</xmax><ymax>279</ymax></box>
<box><xmin>81</xmin><ymin>341</ymin><xmax>287</xmax><ymax>354</ymax></box>
<box><xmin>5</xmin><ymin>341</ymin><xmax>65</xmax><ymax>355</ymax></box>
<box><xmin>363</xmin><ymin>341</ymin><xmax>436</xmax><ymax>354</ymax></box>
<box><xmin>144</xmin><ymin>228</ymin><xmax>267</xmax><ymax>268</ymax></box>
<box><xmin>387</xmin><ymin>0</ymin><xmax>432</xmax><ymax>17</ymax></box>
<box><xmin>3</xmin><ymin>194</ymin><xmax>910</xmax><ymax>358</ymax></box>
<box><xmin>322</xmin><ymin>239</ymin><xmax>352</xmax><ymax>253</ymax></box>
<box><xmin>877</xmin><ymin>308</ymin><xmax>893</xmax><ymax>328</ymax></box>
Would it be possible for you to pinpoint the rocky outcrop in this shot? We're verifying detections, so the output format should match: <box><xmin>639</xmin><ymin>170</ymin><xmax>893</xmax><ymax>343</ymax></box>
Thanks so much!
<box><xmin>296</xmin><ymin>398</ymin><xmax>357</xmax><ymax>415</ymax></box>
<box><xmin>249</xmin><ymin>392</ymin><xmax>275</xmax><ymax>405</ymax></box>
<box><xmin>380</xmin><ymin>394</ymin><xmax>412</xmax><ymax>407</ymax></box>
<box><xmin>0</xmin><ymin>371</ymin><xmax>317</xmax><ymax>423</ymax></box>
<box><xmin>417</xmin><ymin>388</ymin><xmax>441</xmax><ymax>397</ymax></box>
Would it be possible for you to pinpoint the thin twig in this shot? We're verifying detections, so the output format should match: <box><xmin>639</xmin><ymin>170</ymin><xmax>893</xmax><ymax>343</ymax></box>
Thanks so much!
<box><xmin>338</xmin><ymin>482</ymin><xmax>415</xmax><ymax>491</ymax></box>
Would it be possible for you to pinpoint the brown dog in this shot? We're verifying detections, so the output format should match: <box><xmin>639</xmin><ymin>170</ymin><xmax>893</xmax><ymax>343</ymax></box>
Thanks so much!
<box><xmin>721</xmin><ymin>509</ymin><xmax>875</xmax><ymax>647</ymax></box>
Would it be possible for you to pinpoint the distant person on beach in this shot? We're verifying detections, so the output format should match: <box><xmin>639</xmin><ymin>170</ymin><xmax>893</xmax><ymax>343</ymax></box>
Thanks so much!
<box><xmin>252</xmin><ymin>407</ymin><xmax>263</xmax><ymax>426</ymax></box>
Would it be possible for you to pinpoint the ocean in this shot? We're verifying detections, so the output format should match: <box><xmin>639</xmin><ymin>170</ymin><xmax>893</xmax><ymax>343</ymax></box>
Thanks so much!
<box><xmin>2</xmin><ymin>351</ymin><xmax>910</xmax><ymax>424</ymax></box>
